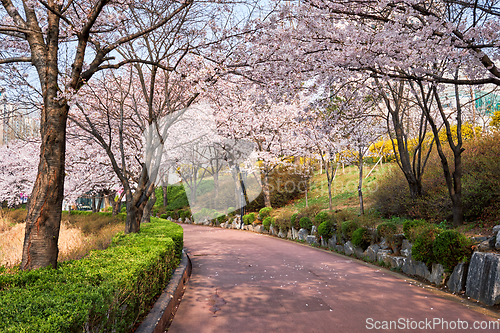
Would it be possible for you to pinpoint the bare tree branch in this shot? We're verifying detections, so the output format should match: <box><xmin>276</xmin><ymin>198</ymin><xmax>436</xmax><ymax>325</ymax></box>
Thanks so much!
<box><xmin>0</xmin><ymin>57</ymin><xmax>32</xmax><ymax>64</ymax></box>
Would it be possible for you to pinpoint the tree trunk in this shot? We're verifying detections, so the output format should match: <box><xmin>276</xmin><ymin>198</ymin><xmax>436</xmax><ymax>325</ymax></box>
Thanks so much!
<box><xmin>125</xmin><ymin>192</ymin><xmax>145</xmax><ymax>234</ymax></box>
<box><xmin>104</xmin><ymin>193</ymin><xmax>111</xmax><ymax>209</ymax></box>
<box><xmin>141</xmin><ymin>190</ymin><xmax>156</xmax><ymax>224</ymax></box>
<box><xmin>97</xmin><ymin>193</ymin><xmax>104</xmax><ymax>213</ymax></box>
<box><xmin>420</xmin><ymin>83</ymin><xmax>464</xmax><ymax>226</ymax></box>
<box><xmin>325</xmin><ymin>159</ymin><xmax>338</xmax><ymax>211</ymax></box>
<box><xmin>378</xmin><ymin>79</ymin><xmax>431</xmax><ymax>200</ymax></box>
<box><xmin>21</xmin><ymin>7</ymin><xmax>66</xmax><ymax>270</ymax></box>
<box><xmin>450</xmin><ymin>137</ymin><xmax>464</xmax><ymax>227</ymax></box>
<box><xmin>21</xmin><ymin>103</ymin><xmax>68</xmax><ymax>270</ymax></box>
<box><xmin>91</xmin><ymin>196</ymin><xmax>97</xmax><ymax>213</ymax></box>
<box><xmin>262</xmin><ymin>172</ymin><xmax>272</xmax><ymax>208</ymax></box>
<box><xmin>305</xmin><ymin>179</ymin><xmax>308</xmax><ymax>208</ymax></box>
<box><xmin>125</xmin><ymin>168</ymin><xmax>150</xmax><ymax>233</ymax></box>
<box><xmin>328</xmin><ymin>181</ymin><xmax>333</xmax><ymax>211</ymax></box>
<box><xmin>162</xmin><ymin>186</ymin><xmax>168</xmax><ymax>207</ymax></box>
<box><xmin>358</xmin><ymin>151</ymin><xmax>364</xmax><ymax>215</ymax></box>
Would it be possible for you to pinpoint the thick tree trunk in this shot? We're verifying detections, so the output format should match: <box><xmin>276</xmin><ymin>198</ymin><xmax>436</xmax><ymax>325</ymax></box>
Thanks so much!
<box><xmin>262</xmin><ymin>172</ymin><xmax>272</xmax><ymax>208</ymax></box>
<box><xmin>21</xmin><ymin>103</ymin><xmax>68</xmax><ymax>270</ymax></box>
<box><xmin>141</xmin><ymin>190</ymin><xmax>156</xmax><ymax>224</ymax></box>
<box><xmin>125</xmin><ymin>193</ymin><xmax>144</xmax><ymax>234</ymax></box>
<box><xmin>125</xmin><ymin>168</ymin><xmax>150</xmax><ymax>233</ymax></box>
<box><xmin>21</xmin><ymin>7</ymin><xmax>67</xmax><ymax>270</ymax></box>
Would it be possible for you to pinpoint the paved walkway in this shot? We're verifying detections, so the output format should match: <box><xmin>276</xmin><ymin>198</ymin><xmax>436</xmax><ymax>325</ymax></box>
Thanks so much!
<box><xmin>168</xmin><ymin>225</ymin><xmax>499</xmax><ymax>332</ymax></box>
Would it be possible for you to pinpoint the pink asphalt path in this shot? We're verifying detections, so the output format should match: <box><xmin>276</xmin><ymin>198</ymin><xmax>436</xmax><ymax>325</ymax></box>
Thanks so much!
<box><xmin>168</xmin><ymin>224</ymin><xmax>499</xmax><ymax>332</ymax></box>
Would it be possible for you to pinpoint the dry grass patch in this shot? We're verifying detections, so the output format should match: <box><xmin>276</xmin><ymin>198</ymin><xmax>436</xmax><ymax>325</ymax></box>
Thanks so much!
<box><xmin>0</xmin><ymin>211</ymin><xmax>125</xmax><ymax>268</ymax></box>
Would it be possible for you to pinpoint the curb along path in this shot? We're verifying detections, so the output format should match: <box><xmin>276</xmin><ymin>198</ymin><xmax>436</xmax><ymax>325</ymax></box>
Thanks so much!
<box><xmin>135</xmin><ymin>250</ymin><xmax>192</xmax><ymax>333</ymax></box>
<box><xmin>168</xmin><ymin>224</ymin><xmax>499</xmax><ymax>332</ymax></box>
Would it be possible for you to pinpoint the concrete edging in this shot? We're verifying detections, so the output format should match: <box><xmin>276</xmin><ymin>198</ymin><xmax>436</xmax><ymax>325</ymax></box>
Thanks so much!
<box><xmin>135</xmin><ymin>250</ymin><xmax>192</xmax><ymax>333</ymax></box>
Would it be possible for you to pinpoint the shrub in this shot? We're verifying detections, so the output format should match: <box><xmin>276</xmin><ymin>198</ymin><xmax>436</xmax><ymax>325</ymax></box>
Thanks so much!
<box><xmin>290</xmin><ymin>213</ymin><xmax>299</xmax><ymax>229</ymax></box>
<box><xmin>178</xmin><ymin>210</ymin><xmax>191</xmax><ymax>220</ymax></box>
<box><xmin>341</xmin><ymin>220</ymin><xmax>359</xmax><ymax>241</ymax></box>
<box><xmin>351</xmin><ymin>227</ymin><xmax>371</xmax><ymax>250</ymax></box>
<box><xmin>377</xmin><ymin>221</ymin><xmax>398</xmax><ymax>240</ymax></box>
<box><xmin>412</xmin><ymin>225</ymin><xmax>443</xmax><ymax>267</ymax></box>
<box><xmin>403</xmin><ymin>219</ymin><xmax>427</xmax><ymax>242</ymax></box>
<box><xmin>433</xmin><ymin>230</ymin><xmax>473</xmax><ymax>271</ymax></box>
<box><xmin>262</xmin><ymin>217</ymin><xmax>273</xmax><ymax>231</ymax></box>
<box><xmin>259</xmin><ymin>207</ymin><xmax>273</xmax><ymax>220</ymax></box>
<box><xmin>317</xmin><ymin>221</ymin><xmax>335</xmax><ymax>239</ymax></box>
<box><xmin>242</xmin><ymin>214</ymin><xmax>251</xmax><ymax>225</ymax></box>
<box><xmin>299</xmin><ymin>217</ymin><xmax>313</xmax><ymax>231</ymax></box>
<box><xmin>160</xmin><ymin>214</ymin><xmax>168</xmax><ymax>219</ymax></box>
<box><xmin>0</xmin><ymin>218</ymin><xmax>182</xmax><ymax>333</ymax></box>
<box><xmin>248</xmin><ymin>212</ymin><xmax>256</xmax><ymax>224</ymax></box>
<box><xmin>216</xmin><ymin>215</ymin><xmax>226</xmax><ymax>224</ymax></box>
<box><xmin>314</xmin><ymin>211</ymin><xmax>330</xmax><ymax>226</ymax></box>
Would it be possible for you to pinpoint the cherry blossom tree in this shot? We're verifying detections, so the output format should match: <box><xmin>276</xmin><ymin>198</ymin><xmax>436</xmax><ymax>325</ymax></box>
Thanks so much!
<box><xmin>0</xmin><ymin>0</ymin><xmax>194</xmax><ymax>269</ymax></box>
<box><xmin>0</xmin><ymin>139</ymin><xmax>39</xmax><ymax>207</ymax></box>
<box><xmin>302</xmin><ymin>77</ymin><xmax>382</xmax><ymax>213</ymax></box>
<box><xmin>212</xmin><ymin>79</ymin><xmax>307</xmax><ymax>208</ymax></box>
<box><xmin>229</xmin><ymin>0</ymin><xmax>500</xmax><ymax>224</ymax></box>
<box><xmin>0</xmin><ymin>136</ymin><xmax>119</xmax><ymax>210</ymax></box>
<box><xmin>343</xmin><ymin>116</ymin><xmax>383</xmax><ymax>215</ymax></box>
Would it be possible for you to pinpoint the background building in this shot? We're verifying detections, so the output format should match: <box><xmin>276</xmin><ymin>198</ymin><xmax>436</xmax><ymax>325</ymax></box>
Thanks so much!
<box><xmin>0</xmin><ymin>90</ymin><xmax>40</xmax><ymax>145</ymax></box>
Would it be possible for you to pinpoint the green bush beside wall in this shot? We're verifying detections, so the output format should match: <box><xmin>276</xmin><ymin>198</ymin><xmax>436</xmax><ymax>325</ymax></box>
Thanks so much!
<box><xmin>0</xmin><ymin>217</ymin><xmax>182</xmax><ymax>333</ymax></box>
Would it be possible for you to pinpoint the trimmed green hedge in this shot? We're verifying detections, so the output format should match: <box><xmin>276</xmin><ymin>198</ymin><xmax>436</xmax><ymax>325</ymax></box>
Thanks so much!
<box><xmin>0</xmin><ymin>217</ymin><xmax>182</xmax><ymax>333</ymax></box>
